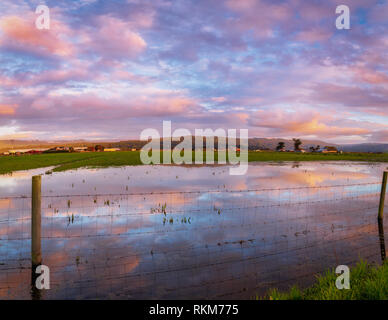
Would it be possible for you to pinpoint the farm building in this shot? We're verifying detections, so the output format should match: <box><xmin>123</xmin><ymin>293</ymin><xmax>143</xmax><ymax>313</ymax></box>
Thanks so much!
<box><xmin>104</xmin><ymin>148</ymin><xmax>121</xmax><ymax>152</ymax></box>
<box><xmin>8</xmin><ymin>148</ymin><xmax>49</xmax><ymax>155</ymax></box>
<box><xmin>320</xmin><ymin>146</ymin><xmax>339</xmax><ymax>153</ymax></box>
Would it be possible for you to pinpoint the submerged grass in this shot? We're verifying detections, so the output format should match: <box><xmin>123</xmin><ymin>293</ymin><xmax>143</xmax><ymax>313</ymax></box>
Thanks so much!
<box><xmin>0</xmin><ymin>151</ymin><xmax>388</xmax><ymax>174</ymax></box>
<box><xmin>261</xmin><ymin>260</ymin><xmax>388</xmax><ymax>300</ymax></box>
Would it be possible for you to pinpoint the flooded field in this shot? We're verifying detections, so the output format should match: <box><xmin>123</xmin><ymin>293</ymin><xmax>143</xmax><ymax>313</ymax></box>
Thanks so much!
<box><xmin>0</xmin><ymin>162</ymin><xmax>387</xmax><ymax>299</ymax></box>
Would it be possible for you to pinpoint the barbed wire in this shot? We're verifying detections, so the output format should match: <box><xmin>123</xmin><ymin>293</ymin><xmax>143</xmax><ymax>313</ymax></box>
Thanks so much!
<box><xmin>0</xmin><ymin>180</ymin><xmax>387</xmax><ymax>299</ymax></box>
<box><xmin>0</xmin><ymin>180</ymin><xmax>381</xmax><ymax>200</ymax></box>
<box><xmin>0</xmin><ymin>191</ymin><xmax>381</xmax><ymax>224</ymax></box>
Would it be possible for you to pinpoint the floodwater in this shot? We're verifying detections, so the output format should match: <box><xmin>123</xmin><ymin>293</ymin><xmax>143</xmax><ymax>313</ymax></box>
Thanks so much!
<box><xmin>0</xmin><ymin>161</ymin><xmax>387</xmax><ymax>299</ymax></box>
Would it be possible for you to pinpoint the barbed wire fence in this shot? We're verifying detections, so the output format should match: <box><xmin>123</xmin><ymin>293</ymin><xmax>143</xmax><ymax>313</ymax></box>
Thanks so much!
<box><xmin>0</xmin><ymin>176</ymin><xmax>387</xmax><ymax>299</ymax></box>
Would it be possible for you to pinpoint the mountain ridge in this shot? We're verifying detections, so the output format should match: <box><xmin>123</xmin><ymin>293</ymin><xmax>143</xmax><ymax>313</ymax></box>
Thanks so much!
<box><xmin>1</xmin><ymin>139</ymin><xmax>387</xmax><ymax>153</ymax></box>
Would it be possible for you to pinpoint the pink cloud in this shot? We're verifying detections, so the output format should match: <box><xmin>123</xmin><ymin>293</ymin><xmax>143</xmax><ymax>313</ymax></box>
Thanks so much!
<box><xmin>0</xmin><ymin>15</ymin><xmax>74</xmax><ymax>57</ymax></box>
<box><xmin>0</xmin><ymin>11</ymin><xmax>151</xmax><ymax>61</ymax></box>
<box><xmin>0</xmin><ymin>0</ymin><xmax>385</xmax><ymax>143</ymax></box>
<box><xmin>0</xmin><ymin>74</ymin><xmax>19</xmax><ymax>87</ymax></box>
<box><xmin>250</xmin><ymin>109</ymin><xmax>370</xmax><ymax>137</ymax></box>
<box><xmin>295</xmin><ymin>29</ymin><xmax>332</xmax><ymax>43</ymax></box>
<box><xmin>82</xmin><ymin>15</ymin><xmax>148</xmax><ymax>59</ymax></box>
<box><xmin>211</xmin><ymin>97</ymin><xmax>227</xmax><ymax>103</ymax></box>
<box><xmin>0</xmin><ymin>104</ymin><xmax>16</xmax><ymax>115</ymax></box>
<box><xmin>26</xmin><ymin>91</ymin><xmax>199</xmax><ymax>119</ymax></box>
<box><xmin>224</xmin><ymin>0</ymin><xmax>293</xmax><ymax>38</ymax></box>
<box><xmin>309</xmin><ymin>83</ymin><xmax>388</xmax><ymax>115</ymax></box>
<box><xmin>370</xmin><ymin>130</ymin><xmax>388</xmax><ymax>142</ymax></box>
<box><xmin>109</xmin><ymin>69</ymin><xmax>152</xmax><ymax>84</ymax></box>
<box><xmin>353</xmin><ymin>67</ymin><xmax>388</xmax><ymax>84</ymax></box>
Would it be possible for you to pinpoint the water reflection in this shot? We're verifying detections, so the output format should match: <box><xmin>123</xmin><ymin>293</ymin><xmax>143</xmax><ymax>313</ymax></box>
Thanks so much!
<box><xmin>0</xmin><ymin>162</ymin><xmax>387</xmax><ymax>299</ymax></box>
<box><xmin>0</xmin><ymin>162</ymin><xmax>385</xmax><ymax>198</ymax></box>
<box><xmin>30</xmin><ymin>266</ymin><xmax>41</xmax><ymax>300</ymax></box>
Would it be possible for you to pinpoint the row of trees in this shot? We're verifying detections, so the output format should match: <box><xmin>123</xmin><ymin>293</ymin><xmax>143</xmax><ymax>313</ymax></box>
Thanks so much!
<box><xmin>276</xmin><ymin>139</ymin><xmax>302</xmax><ymax>151</ymax></box>
<box><xmin>276</xmin><ymin>139</ymin><xmax>320</xmax><ymax>152</ymax></box>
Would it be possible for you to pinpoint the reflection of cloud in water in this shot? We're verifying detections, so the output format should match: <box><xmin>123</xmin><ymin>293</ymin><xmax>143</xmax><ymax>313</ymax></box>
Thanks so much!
<box><xmin>248</xmin><ymin>164</ymin><xmax>371</xmax><ymax>189</ymax></box>
<box><xmin>0</xmin><ymin>162</ymin><xmax>387</xmax><ymax>299</ymax></box>
<box><xmin>0</xmin><ymin>162</ymin><xmax>384</xmax><ymax>198</ymax></box>
<box><xmin>0</xmin><ymin>198</ymin><xmax>12</xmax><ymax>210</ymax></box>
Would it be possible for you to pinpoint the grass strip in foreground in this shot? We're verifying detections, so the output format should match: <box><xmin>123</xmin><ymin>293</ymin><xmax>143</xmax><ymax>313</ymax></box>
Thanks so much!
<box><xmin>260</xmin><ymin>260</ymin><xmax>388</xmax><ymax>300</ymax></box>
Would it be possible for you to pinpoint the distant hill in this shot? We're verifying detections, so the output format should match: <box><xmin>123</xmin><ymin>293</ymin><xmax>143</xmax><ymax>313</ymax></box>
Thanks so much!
<box><xmin>247</xmin><ymin>138</ymin><xmax>336</xmax><ymax>151</ymax></box>
<box><xmin>340</xmin><ymin>143</ymin><xmax>388</xmax><ymax>153</ymax></box>
<box><xmin>0</xmin><ymin>140</ymin><xmax>117</xmax><ymax>152</ymax></box>
<box><xmin>0</xmin><ymin>137</ymin><xmax>338</xmax><ymax>152</ymax></box>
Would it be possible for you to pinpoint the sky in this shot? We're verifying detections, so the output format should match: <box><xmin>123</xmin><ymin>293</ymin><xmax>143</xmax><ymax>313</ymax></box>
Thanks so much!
<box><xmin>0</xmin><ymin>0</ymin><xmax>388</xmax><ymax>144</ymax></box>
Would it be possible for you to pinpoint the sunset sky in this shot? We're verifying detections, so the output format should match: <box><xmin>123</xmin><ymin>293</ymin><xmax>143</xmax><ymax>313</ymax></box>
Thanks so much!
<box><xmin>0</xmin><ymin>0</ymin><xmax>387</xmax><ymax>143</ymax></box>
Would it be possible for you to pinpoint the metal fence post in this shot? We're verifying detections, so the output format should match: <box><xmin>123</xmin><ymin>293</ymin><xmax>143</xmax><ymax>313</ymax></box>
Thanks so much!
<box><xmin>31</xmin><ymin>175</ymin><xmax>42</xmax><ymax>267</ymax></box>
<box><xmin>378</xmin><ymin>171</ymin><xmax>388</xmax><ymax>220</ymax></box>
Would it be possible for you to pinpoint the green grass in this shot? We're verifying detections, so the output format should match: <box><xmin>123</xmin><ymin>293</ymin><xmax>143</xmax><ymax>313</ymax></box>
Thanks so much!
<box><xmin>0</xmin><ymin>151</ymin><xmax>142</xmax><ymax>174</ymax></box>
<box><xmin>261</xmin><ymin>260</ymin><xmax>388</xmax><ymax>300</ymax></box>
<box><xmin>0</xmin><ymin>151</ymin><xmax>388</xmax><ymax>175</ymax></box>
<box><xmin>248</xmin><ymin>151</ymin><xmax>388</xmax><ymax>162</ymax></box>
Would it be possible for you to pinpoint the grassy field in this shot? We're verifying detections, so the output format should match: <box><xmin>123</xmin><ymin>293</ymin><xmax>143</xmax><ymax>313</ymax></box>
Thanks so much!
<box><xmin>248</xmin><ymin>151</ymin><xmax>388</xmax><ymax>162</ymax></box>
<box><xmin>1</xmin><ymin>151</ymin><xmax>388</xmax><ymax>174</ymax></box>
<box><xmin>261</xmin><ymin>260</ymin><xmax>388</xmax><ymax>300</ymax></box>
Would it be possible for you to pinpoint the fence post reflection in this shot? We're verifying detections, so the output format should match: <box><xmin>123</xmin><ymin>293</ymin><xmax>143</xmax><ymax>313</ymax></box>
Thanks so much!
<box><xmin>30</xmin><ymin>268</ymin><xmax>41</xmax><ymax>300</ymax></box>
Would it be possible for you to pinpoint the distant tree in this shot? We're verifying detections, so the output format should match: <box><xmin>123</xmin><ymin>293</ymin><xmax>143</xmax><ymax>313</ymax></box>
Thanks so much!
<box><xmin>276</xmin><ymin>142</ymin><xmax>285</xmax><ymax>151</ymax></box>
<box><xmin>95</xmin><ymin>145</ymin><xmax>104</xmax><ymax>152</ymax></box>
<box><xmin>293</xmin><ymin>138</ymin><xmax>302</xmax><ymax>151</ymax></box>
<box><xmin>309</xmin><ymin>145</ymin><xmax>320</xmax><ymax>152</ymax></box>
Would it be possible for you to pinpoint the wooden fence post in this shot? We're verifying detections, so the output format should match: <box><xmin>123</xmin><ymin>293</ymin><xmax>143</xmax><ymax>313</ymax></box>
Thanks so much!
<box><xmin>31</xmin><ymin>175</ymin><xmax>42</xmax><ymax>267</ymax></box>
<box><xmin>378</xmin><ymin>171</ymin><xmax>388</xmax><ymax>220</ymax></box>
<box><xmin>378</xmin><ymin>218</ymin><xmax>386</xmax><ymax>262</ymax></box>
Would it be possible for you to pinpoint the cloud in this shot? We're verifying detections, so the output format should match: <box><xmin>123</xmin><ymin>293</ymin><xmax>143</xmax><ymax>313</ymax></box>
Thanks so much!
<box><xmin>295</xmin><ymin>29</ymin><xmax>332</xmax><ymax>43</ymax></box>
<box><xmin>0</xmin><ymin>0</ymin><xmax>386</xmax><ymax>142</ymax></box>
<box><xmin>83</xmin><ymin>15</ymin><xmax>148</xmax><ymax>59</ymax></box>
<box><xmin>0</xmin><ymin>104</ymin><xmax>16</xmax><ymax>115</ymax></box>
<box><xmin>224</xmin><ymin>0</ymin><xmax>293</xmax><ymax>38</ymax></box>
<box><xmin>15</xmin><ymin>90</ymin><xmax>200</xmax><ymax>122</ymax></box>
<box><xmin>0</xmin><ymin>15</ymin><xmax>74</xmax><ymax>57</ymax></box>
<box><xmin>353</xmin><ymin>67</ymin><xmax>388</xmax><ymax>85</ymax></box>
<box><xmin>310</xmin><ymin>83</ymin><xmax>388</xmax><ymax>112</ymax></box>
<box><xmin>369</xmin><ymin>130</ymin><xmax>388</xmax><ymax>143</ymax></box>
<box><xmin>250</xmin><ymin>109</ymin><xmax>370</xmax><ymax>138</ymax></box>
<box><xmin>211</xmin><ymin>97</ymin><xmax>227</xmax><ymax>103</ymax></box>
